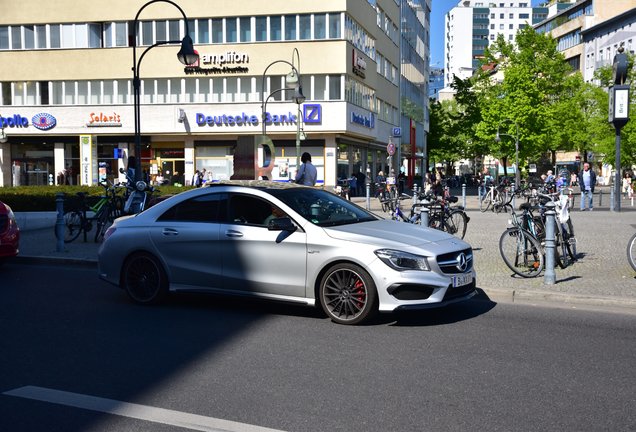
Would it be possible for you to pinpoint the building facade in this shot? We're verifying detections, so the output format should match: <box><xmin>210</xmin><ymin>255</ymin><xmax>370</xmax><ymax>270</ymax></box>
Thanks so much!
<box><xmin>0</xmin><ymin>0</ymin><xmax>429</xmax><ymax>189</ymax></box>
<box><xmin>534</xmin><ymin>0</ymin><xmax>635</xmax><ymax>81</ymax></box>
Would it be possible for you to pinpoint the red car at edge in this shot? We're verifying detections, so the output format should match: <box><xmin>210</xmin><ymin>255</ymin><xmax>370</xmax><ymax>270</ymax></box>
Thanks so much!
<box><xmin>0</xmin><ymin>200</ymin><xmax>19</xmax><ymax>265</ymax></box>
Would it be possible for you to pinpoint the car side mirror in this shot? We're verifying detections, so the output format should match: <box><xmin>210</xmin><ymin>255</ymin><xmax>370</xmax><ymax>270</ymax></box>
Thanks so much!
<box><xmin>268</xmin><ymin>217</ymin><xmax>297</xmax><ymax>232</ymax></box>
<box><xmin>119</xmin><ymin>168</ymin><xmax>125</xmax><ymax>174</ymax></box>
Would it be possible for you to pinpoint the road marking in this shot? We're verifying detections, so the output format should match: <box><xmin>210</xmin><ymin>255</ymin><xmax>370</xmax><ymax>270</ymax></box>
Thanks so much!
<box><xmin>4</xmin><ymin>386</ymin><xmax>284</xmax><ymax>432</ymax></box>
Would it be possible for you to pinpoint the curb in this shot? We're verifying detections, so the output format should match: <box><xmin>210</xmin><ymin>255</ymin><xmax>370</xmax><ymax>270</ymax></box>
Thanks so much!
<box><xmin>480</xmin><ymin>286</ymin><xmax>636</xmax><ymax>311</ymax></box>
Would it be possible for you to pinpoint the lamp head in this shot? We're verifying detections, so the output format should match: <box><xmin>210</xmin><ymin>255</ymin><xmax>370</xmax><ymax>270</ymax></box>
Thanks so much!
<box><xmin>177</xmin><ymin>35</ymin><xmax>199</xmax><ymax>65</ymax></box>
<box><xmin>293</xmin><ymin>85</ymin><xmax>306</xmax><ymax>104</ymax></box>
<box><xmin>0</xmin><ymin>126</ymin><xmax>7</xmax><ymax>144</ymax></box>
<box><xmin>494</xmin><ymin>130</ymin><xmax>501</xmax><ymax>143</ymax></box>
<box><xmin>285</xmin><ymin>69</ymin><xmax>299</xmax><ymax>86</ymax></box>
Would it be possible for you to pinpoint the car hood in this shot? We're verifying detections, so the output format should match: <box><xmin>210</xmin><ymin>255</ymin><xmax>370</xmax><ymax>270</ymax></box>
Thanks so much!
<box><xmin>324</xmin><ymin>219</ymin><xmax>467</xmax><ymax>249</ymax></box>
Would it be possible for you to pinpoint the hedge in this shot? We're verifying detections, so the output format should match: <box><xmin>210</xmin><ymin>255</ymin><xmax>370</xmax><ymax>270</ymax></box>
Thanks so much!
<box><xmin>0</xmin><ymin>185</ymin><xmax>194</xmax><ymax>212</ymax></box>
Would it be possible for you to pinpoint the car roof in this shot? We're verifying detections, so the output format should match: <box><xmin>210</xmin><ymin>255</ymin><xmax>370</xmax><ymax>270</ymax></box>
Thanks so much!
<box><xmin>204</xmin><ymin>180</ymin><xmax>308</xmax><ymax>191</ymax></box>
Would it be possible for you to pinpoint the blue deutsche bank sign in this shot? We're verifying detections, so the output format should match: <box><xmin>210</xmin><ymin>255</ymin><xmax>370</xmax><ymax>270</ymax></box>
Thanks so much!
<box><xmin>303</xmin><ymin>104</ymin><xmax>322</xmax><ymax>124</ymax></box>
<box><xmin>392</xmin><ymin>127</ymin><xmax>401</xmax><ymax>137</ymax></box>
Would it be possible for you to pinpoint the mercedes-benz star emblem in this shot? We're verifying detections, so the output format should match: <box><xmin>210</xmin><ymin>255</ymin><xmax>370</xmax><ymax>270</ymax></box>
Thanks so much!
<box><xmin>456</xmin><ymin>253</ymin><xmax>468</xmax><ymax>272</ymax></box>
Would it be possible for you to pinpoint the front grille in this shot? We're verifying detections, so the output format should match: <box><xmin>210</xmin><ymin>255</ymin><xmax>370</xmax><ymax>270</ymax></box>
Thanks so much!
<box><xmin>387</xmin><ymin>284</ymin><xmax>436</xmax><ymax>300</ymax></box>
<box><xmin>437</xmin><ymin>248</ymin><xmax>473</xmax><ymax>274</ymax></box>
<box><xmin>0</xmin><ymin>214</ymin><xmax>8</xmax><ymax>233</ymax></box>
<box><xmin>442</xmin><ymin>280</ymin><xmax>476</xmax><ymax>301</ymax></box>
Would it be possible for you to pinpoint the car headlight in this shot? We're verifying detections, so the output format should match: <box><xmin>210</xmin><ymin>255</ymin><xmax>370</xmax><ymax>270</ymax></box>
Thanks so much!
<box><xmin>375</xmin><ymin>249</ymin><xmax>430</xmax><ymax>271</ymax></box>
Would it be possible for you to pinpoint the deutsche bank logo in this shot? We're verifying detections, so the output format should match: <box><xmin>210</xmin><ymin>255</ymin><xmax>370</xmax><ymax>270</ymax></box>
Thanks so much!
<box><xmin>392</xmin><ymin>127</ymin><xmax>401</xmax><ymax>137</ymax></box>
<box><xmin>303</xmin><ymin>104</ymin><xmax>322</xmax><ymax>124</ymax></box>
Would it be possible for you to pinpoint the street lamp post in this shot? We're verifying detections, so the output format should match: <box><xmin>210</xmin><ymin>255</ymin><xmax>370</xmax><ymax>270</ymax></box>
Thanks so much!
<box><xmin>495</xmin><ymin>119</ymin><xmax>520</xmax><ymax>188</ymax></box>
<box><xmin>260</xmin><ymin>49</ymin><xmax>305</xmax><ymax>172</ymax></box>
<box><xmin>131</xmin><ymin>0</ymin><xmax>198</xmax><ymax>181</ymax></box>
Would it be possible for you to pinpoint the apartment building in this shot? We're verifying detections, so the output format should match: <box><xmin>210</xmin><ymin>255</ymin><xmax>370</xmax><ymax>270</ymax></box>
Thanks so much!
<box><xmin>444</xmin><ymin>0</ymin><xmax>549</xmax><ymax>88</ymax></box>
<box><xmin>0</xmin><ymin>0</ymin><xmax>429</xmax><ymax>188</ymax></box>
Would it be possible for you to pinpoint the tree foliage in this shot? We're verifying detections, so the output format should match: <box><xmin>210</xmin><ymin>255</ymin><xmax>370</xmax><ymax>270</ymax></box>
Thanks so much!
<box><xmin>427</xmin><ymin>26</ymin><xmax>635</xmax><ymax>173</ymax></box>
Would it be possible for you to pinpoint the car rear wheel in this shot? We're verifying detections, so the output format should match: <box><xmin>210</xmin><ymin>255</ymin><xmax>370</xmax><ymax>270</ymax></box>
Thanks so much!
<box><xmin>122</xmin><ymin>252</ymin><xmax>168</xmax><ymax>304</ymax></box>
<box><xmin>319</xmin><ymin>263</ymin><xmax>377</xmax><ymax>325</ymax></box>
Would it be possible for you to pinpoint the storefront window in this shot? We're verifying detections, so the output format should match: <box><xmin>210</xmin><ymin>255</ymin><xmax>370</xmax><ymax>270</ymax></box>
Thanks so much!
<box><xmin>11</xmin><ymin>142</ymin><xmax>55</xmax><ymax>186</ymax></box>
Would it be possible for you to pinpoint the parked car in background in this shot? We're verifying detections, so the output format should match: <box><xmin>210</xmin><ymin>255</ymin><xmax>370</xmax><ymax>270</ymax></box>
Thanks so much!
<box><xmin>98</xmin><ymin>181</ymin><xmax>476</xmax><ymax>325</ymax></box>
<box><xmin>0</xmin><ymin>200</ymin><xmax>20</xmax><ymax>266</ymax></box>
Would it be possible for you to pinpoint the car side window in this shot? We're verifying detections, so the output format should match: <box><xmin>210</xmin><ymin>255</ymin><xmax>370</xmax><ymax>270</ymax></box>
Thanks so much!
<box><xmin>157</xmin><ymin>193</ymin><xmax>226</xmax><ymax>222</ymax></box>
<box><xmin>227</xmin><ymin>194</ymin><xmax>279</xmax><ymax>227</ymax></box>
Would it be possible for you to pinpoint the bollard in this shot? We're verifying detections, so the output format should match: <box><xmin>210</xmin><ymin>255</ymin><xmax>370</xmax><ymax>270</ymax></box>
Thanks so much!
<box><xmin>599</xmin><ymin>189</ymin><xmax>603</xmax><ymax>207</ymax></box>
<box><xmin>412</xmin><ymin>184</ymin><xmax>419</xmax><ymax>209</ymax></box>
<box><xmin>462</xmin><ymin>184</ymin><xmax>466</xmax><ymax>208</ymax></box>
<box><xmin>609</xmin><ymin>187</ymin><xmax>614</xmax><ymax>212</ymax></box>
<box><xmin>366</xmin><ymin>181</ymin><xmax>371</xmax><ymax>211</ymax></box>
<box><xmin>543</xmin><ymin>201</ymin><xmax>556</xmax><ymax>285</ymax></box>
<box><xmin>421</xmin><ymin>206</ymin><xmax>429</xmax><ymax>228</ymax></box>
<box><xmin>55</xmin><ymin>192</ymin><xmax>65</xmax><ymax>252</ymax></box>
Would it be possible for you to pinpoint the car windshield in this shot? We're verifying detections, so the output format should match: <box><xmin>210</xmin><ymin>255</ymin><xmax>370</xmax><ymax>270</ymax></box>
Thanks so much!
<box><xmin>268</xmin><ymin>188</ymin><xmax>379</xmax><ymax>227</ymax></box>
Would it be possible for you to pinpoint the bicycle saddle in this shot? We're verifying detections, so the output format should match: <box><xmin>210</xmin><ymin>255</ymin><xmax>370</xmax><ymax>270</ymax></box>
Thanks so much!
<box><xmin>519</xmin><ymin>202</ymin><xmax>532</xmax><ymax>211</ymax></box>
<box><xmin>447</xmin><ymin>196</ymin><xmax>458</xmax><ymax>203</ymax></box>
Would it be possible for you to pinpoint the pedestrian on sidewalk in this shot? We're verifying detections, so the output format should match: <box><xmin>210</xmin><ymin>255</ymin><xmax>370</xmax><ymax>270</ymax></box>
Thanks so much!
<box><xmin>577</xmin><ymin>162</ymin><xmax>596</xmax><ymax>211</ymax></box>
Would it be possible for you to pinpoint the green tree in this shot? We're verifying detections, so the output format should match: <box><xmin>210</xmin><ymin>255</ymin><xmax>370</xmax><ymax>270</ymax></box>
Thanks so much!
<box><xmin>473</xmin><ymin>27</ymin><xmax>578</xmax><ymax>175</ymax></box>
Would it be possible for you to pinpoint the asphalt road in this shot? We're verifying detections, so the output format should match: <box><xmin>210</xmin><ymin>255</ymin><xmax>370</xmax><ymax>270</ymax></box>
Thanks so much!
<box><xmin>1</xmin><ymin>262</ymin><xmax>635</xmax><ymax>432</ymax></box>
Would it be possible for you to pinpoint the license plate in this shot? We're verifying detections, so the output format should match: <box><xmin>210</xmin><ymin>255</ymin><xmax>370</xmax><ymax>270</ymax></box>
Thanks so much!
<box><xmin>452</xmin><ymin>273</ymin><xmax>473</xmax><ymax>288</ymax></box>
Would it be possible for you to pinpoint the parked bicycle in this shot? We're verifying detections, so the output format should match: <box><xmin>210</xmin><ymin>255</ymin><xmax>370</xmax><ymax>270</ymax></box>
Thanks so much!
<box><xmin>388</xmin><ymin>191</ymin><xmax>469</xmax><ymax>239</ymax></box>
<box><xmin>58</xmin><ymin>181</ymin><xmax>124</xmax><ymax>243</ymax></box>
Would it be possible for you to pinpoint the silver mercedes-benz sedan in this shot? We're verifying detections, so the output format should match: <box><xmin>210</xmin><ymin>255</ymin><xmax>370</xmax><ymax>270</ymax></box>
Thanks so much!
<box><xmin>98</xmin><ymin>180</ymin><xmax>476</xmax><ymax>325</ymax></box>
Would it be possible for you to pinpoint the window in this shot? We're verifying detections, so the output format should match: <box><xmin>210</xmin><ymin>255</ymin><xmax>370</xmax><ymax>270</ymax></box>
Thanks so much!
<box><xmin>50</xmin><ymin>25</ymin><xmax>60</xmax><ymax>48</ymax></box>
<box><xmin>24</xmin><ymin>26</ymin><xmax>34</xmax><ymax>49</ymax></box>
<box><xmin>328</xmin><ymin>13</ymin><xmax>341</xmax><ymax>38</ymax></box>
<box><xmin>11</xmin><ymin>26</ymin><xmax>21</xmax><ymax>49</ymax></box>
<box><xmin>141</xmin><ymin>21</ymin><xmax>153</xmax><ymax>45</ymax></box>
<box><xmin>270</xmin><ymin>16</ymin><xmax>281</xmax><ymax>41</ymax></box>
<box><xmin>239</xmin><ymin>17</ymin><xmax>251</xmax><ymax>42</ymax></box>
<box><xmin>299</xmin><ymin>14</ymin><xmax>311</xmax><ymax>40</ymax></box>
<box><xmin>509</xmin><ymin>24</ymin><xmax>514</xmax><ymax>29</ymax></box>
<box><xmin>39</xmin><ymin>81</ymin><xmax>49</xmax><ymax>105</ymax></box>
<box><xmin>228</xmin><ymin>194</ymin><xmax>274</xmax><ymax>226</ymax></box>
<box><xmin>158</xmin><ymin>194</ymin><xmax>224</xmax><ymax>223</ymax></box>
<box><xmin>284</xmin><ymin>15</ymin><xmax>296</xmax><ymax>40</ymax></box>
<box><xmin>226</xmin><ymin>18</ymin><xmax>237</xmax><ymax>43</ymax></box>
<box><xmin>89</xmin><ymin>23</ymin><xmax>101</xmax><ymax>48</ymax></box>
<box><xmin>509</xmin><ymin>13</ymin><xmax>514</xmax><ymax>19</ymax></box>
<box><xmin>0</xmin><ymin>27</ymin><xmax>8</xmax><ymax>49</ymax></box>
<box><xmin>156</xmin><ymin>21</ymin><xmax>166</xmax><ymax>41</ymax></box>
<box><xmin>198</xmin><ymin>19</ymin><xmax>209</xmax><ymax>44</ymax></box>
<box><xmin>328</xmin><ymin>75</ymin><xmax>341</xmax><ymax>100</ymax></box>
<box><xmin>256</xmin><ymin>16</ymin><xmax>267</xmax><ymax>41</ymax></box>
<box><xmin>115</xmin><ymin>22</ymin><xmax>127</xmax><ymax>46</ymax></box>
<box><xmin>168</xmin><ymin>20</ymin><xmax>180</xmax><ymax>41</ymax></box>
<box><xmin>212</xmin><ymin>19</ymin><xmax>223</xmax><ymax>43</ymax></box>
<box><xmin>315</xmin><ymin>14</ymin><xmax>326</xmax><ymax>39</ymax></box>
<box><xmin>35</xmin><ymin>25</ymin><xmax>46</xmax><ymax>48</ymax></box>
<box><xmin>61</xmin><ymin>24</ymin><xmax>74</xmax><ymax>48</ymax></box>
<box><xmin>490</xmin><ymin>24</ymin><xmax>495</xmax><ymax>29</ymax></box>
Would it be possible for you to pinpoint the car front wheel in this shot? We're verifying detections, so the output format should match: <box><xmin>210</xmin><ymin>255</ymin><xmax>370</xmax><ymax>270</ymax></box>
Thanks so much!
<box><xmin>122</xmin><ymin>252</ymin><xmax>168</xmax><ymax>304</ymax></box>
<box><xmin>319</xmin><ymin>263</ymin><xmax>378</xmax><ymax>325</ymax></box>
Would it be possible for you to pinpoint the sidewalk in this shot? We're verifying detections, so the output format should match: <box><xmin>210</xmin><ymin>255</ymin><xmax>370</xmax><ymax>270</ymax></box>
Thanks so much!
<box><xmin>13</xmin><ymin>185</ymin><xmax>636</xmax><ymax>310</ymax></box>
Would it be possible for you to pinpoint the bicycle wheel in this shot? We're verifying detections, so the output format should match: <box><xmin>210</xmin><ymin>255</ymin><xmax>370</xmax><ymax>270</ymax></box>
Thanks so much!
<box><xmin>493</xmin><ymin>191</ymin><xmax>505</xmax><ymax>214</ymax></box>
<box><xmin>499</xmin><ymin>227</ymin><xmax>544</xmax><ymax>278</ymax></box>
<box><xmin>555</xmin><ymin>227</ymin><xmax>571</xmax><ymax>269</ymax></box>
<box><xmin>627</xmin><ymin>233</ymin><xmax>636</xmax><ymax>272</ymax></box>
<box><xmin>62</xmin><ymin>210</ymin><xmax>83</xmax><ymax>243</ymax></box>
<box><xmin>480</xmin><ymin>193</ymin><xmax>492</xmax><ymax>213</ymax></box>
<box><xmin>562</xmin><ymin>218</ymin><xmax>576</xmax><ymax>261</ymax></box>
<box><xmin>94</xmin><ymin>207</ymin><xmax>111</xmax><ymax>243</ymax></box>
<box><xmin>444</xmin><ymin>209</ymin><xmax>468</xmax><ymax>239</ymax></box>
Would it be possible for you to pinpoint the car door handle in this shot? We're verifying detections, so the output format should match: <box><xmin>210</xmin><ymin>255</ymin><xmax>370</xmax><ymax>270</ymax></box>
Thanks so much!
<box><xmin>225</xmin><ymin>230</ymin><xmax>243</xmax><ymax>238</ymax></box>
<box><xmin>162</xmin><ymin>228</ymin><xmax>179</xmax><ymax>236</ymax></box>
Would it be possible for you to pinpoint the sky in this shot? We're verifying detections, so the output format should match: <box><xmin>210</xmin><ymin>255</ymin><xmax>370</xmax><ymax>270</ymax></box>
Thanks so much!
<box><xmin>429</xmin><ymin>0</ymin><xmax>545</xmax><ymax>66</ymax></box>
